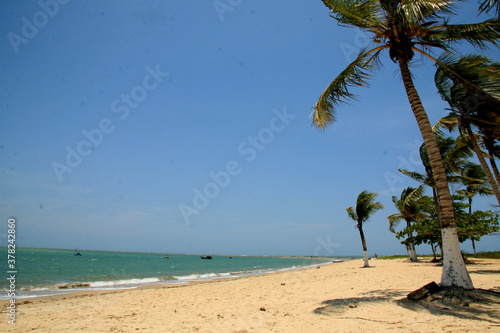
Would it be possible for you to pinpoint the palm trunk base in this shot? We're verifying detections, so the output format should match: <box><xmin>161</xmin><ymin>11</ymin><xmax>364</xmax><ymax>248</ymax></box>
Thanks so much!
<box><xmin>441</xmin><ymin>227</ymin><xmax>474</xmax><ymax>289</ymax></box>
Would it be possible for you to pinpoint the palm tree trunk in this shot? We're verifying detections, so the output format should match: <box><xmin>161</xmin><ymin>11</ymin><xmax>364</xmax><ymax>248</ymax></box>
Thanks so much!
<box><xmin>485</xmin><ymin>142</ymin><xmax>500</xmax><ymax>187</ymax></box>
<box><xmin>465</xmin><ymin>126</ymin><xmax>500</xmax><ymax>205</ymax></box>
<box><xmin>431</xmin><ymin>243</ymin><xmax>437</xmax><ymax>261</ymax></box>
<box><xmin>398</xmin><ymin>59</ymin><xmax>473</xmax><ymax>289</ymax></box>
<box><xmin>489</xmin><ymin>155</ymin><xmax>500</xmax><ymax>189</ymax></box>
<box><xmin>358</xmin><ymin>223</ymin><xmax>369</xmax><ymax>268</ymax></box>
<box><xmin>432</xmin><ymin>187</ymin><xmax>442</xmax><ymax>225</ymax></box>
<box><xmin>405</xmin><ymin>219</ymin><xmax>418</xmax><ymax>262</ymax></box>
<box><xmin>471</xmin><ymin>238</ymin><xmax>477</xmax><ymax>258</ymax></box>
<box><xmin>468</xmin><ymin>197</ymin><xmax>478</xmax><ymax>258</ymax></box>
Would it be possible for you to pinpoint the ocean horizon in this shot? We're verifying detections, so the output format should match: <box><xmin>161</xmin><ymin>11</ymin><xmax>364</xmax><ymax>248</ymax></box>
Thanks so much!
<box><xmin>1</xmin><ymin>248</ymin><xmax>354</xmax><ymax>299</ymax></box>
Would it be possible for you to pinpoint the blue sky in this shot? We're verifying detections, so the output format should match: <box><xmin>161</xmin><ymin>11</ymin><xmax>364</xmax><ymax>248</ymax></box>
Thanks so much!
<box><xmin>1</xmin><ymin>0</ymin><xmax>498</xmax><ymax>256</ymax></box>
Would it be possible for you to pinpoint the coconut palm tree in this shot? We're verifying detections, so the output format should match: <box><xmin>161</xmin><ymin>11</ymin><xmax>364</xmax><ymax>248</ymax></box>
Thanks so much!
<box><xmin>312</xmin><ymin>0</ymin><xmax>499</xmax><ymax>289</ymax></box>
<box><xmin>388</xmin><ymin>186</ymin><xmax>428</xmax><ymax>261</ymax></box>
<box><xmin>434</xmin><ymin>53</ymin><xmax>500</xmax><ymax>204</ymax></box>
<box><xmin>457</xmin><ymin>164</ymin><xmax>493</xmax><ymax>256</ymax></box>
<box><xmin>458</xmin><ymin>164</ymin><xmax>493</xmax><ymax>212</ymax></box>
<box><xmin>347</xmin><ymin>190</ymin><xmax>384</xmax><ymax>267</ymax></box>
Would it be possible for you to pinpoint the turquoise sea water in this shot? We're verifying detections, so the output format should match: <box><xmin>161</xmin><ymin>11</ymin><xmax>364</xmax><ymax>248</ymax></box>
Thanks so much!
<box><xmin>0</xmin><ymin>248</ymin><xmax>336</xmax><ymax>299</ymax></box>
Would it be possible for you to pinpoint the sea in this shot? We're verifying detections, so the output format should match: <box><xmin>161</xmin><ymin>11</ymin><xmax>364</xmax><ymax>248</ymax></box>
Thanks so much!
<box><xmin>0</xmin><ymin>248</ymin><xmax>342</xmax><ymax>299</ymax></box>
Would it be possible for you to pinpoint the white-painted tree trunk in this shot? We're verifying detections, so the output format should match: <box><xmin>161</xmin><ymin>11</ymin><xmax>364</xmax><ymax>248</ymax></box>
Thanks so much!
<box><xmin>440</xmin><ymin>227</ymin><xmax>474</xmax><ymax>289</ymax></box>
<box><xmin>363</xmin><ymin>251</ymin><xmax>369</xmax><ymax>268</ymax></box>
<box><xmin>410</xmin><ymin>243</ymin><xmax>418</xmax><ymax>262</ymax></box>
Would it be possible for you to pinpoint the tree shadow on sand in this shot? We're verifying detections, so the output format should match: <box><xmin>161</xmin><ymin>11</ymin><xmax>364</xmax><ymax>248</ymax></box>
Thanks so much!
<box><xmin>314</xmin><ymin>289</ymin><xmax>407</xmax><ymax>315</ymax></box>
<box><xmin>396</xmin><ymin>287</ymin><xmax>500</xmax><ymax>324</ymax></box>
<box><xmin>314</xmin><ymin>287</ymin><xmax>500</xmax><ymax>325</ymax></box>
<box><xmin>469</xmin><ymin>269</ymin><xmax>500</xmax><ymax>275</ymax></box>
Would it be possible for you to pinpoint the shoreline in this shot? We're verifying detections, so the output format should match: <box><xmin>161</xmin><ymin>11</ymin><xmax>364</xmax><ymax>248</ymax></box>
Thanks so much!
<box><xmin>1</xmin><ymin>257</ymin><xmax>499</xmax><ymax>332</ymax></box>
<box><xmin>1</xmin><ymin>257</ymin><xmax>338</xmax><ymax>301</ymax></box>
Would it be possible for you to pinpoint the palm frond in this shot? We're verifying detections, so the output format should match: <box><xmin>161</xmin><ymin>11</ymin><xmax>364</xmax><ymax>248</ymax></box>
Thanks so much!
<box><xmin>432</xmin><ymin>113</ymin><xmax>459</xmax><ymax>136</ymax></box>
<box><xmin>433</xmin><ymin>19</ymin><xmax>500</xmax><ymax>50</ymax></box>
<box><xmin>387</xmin><ymin>213</ymin><xmax>403</xmax><ymax>233</ymax></box>
<box><xmin>478</xmin><ymin>0</ymin><xmax>500</xmax><ymax>18</ymax></box>
<box><xmin>311</xmin><ymin>47</ymin><xmax>385</xmax><ymax>129</ymax></box>
<box><xmin>322</xmin><ymin>0</ymin><xmax>386</xmax><ymax>31</ymax></box>
<box><xmin>399</xmin><ymin>169</ymin><xmax>427</xmax><ymax>183</ymax></box>
<box><xmin>404</xmin><ymin>185</ymin><xmax>426</xmax><ymax>208</ymax></box>
<box><xmin>395</xmin><ymin>0</ymin><xmax>454</xmax><ymax>27</ymax></box>
<box><xmin>435</xmin><ymin>52</ymin><xmax>500</xmax><ymax>103</ymax></box>
<box><xmin>347</xmin><ymin>206</ymin><xmax>358</xmax><ymax>221</ymax></box>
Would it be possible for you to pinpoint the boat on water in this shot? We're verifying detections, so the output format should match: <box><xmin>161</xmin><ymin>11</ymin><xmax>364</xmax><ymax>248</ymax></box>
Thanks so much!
<box><xmin>200</xmin><ymin>255</ymin><xmax>212</xmax><ymax>260</ymax></box>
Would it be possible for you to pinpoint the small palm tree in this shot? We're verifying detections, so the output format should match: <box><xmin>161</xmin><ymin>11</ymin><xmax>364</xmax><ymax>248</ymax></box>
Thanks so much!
<box><xmin>400</xmin><ymin>131</ymin><xmax>470</xmax><ymax>230</ymax></box>
<box><xmin>458</xmin><ymin>164</ymin><xmax>494</xmax><ymax>213</ymax></box>
<box><xmin>312</xmin><ymin>0</ymin><xmax>499</xmax><ymax>288</ymax></box>
<box><xmin>458</xmin><ymin>164</ymin><xmax>493</xmax><ymax>257</ymax></box>
<box><xmin>347</xmin><ymin>191</ymin><xmax>384</xmax><ymax>267</ymax></box>
<box><xmin>388</xmin><ymin>186</ymin><xmax>428</xmax><ymax>261</ymax></box>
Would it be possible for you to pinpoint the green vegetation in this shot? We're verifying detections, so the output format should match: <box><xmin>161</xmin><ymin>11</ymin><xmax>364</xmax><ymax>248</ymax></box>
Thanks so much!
<box><xmin>378</xmin><ymin>254</ymin><xmax>433</xmax><ymax>260</ymax></box>
<box><xmin>466</xmin><ymin>251</ymin><xmax>500</xmax><ymax>259</ymax></box>
<box><xmin>379</xmin><ymin>252</ymin><xmax>500</xmax><ymax>260</ymax></box>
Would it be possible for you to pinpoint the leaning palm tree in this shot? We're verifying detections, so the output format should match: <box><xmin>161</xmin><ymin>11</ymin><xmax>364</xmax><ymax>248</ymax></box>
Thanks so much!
<box><xmin>388</xmin><ymin>186</ymin><xmax>428</xmax><ymax>261</ymax></box>
<box><xmin>312</xmin><ymin>0</ymin><xmax>499</xmax><ymax>289</ymax></box>
<box><xmin>347</xmin><ymin>190</ymin><xmax>384</xmax><ymax>267</ymax></box>
<box><xmin>434</xmin><ymin>53</ymin><xmax>500</xmax><ymax>204</ymax></box>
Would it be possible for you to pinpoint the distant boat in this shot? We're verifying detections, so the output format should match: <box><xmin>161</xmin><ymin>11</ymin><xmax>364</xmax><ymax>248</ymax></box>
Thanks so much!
<box><xmin>200</xmin><ymin>255</ymin><xmax>212</xmax><ymax>260</ymax></box>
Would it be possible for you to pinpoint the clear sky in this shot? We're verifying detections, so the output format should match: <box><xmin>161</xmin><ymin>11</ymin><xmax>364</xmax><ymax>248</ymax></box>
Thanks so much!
<box><xmin>1</xmin><ymin>0</ymin><xmax>498</xmax><ymax>256</ymax></box>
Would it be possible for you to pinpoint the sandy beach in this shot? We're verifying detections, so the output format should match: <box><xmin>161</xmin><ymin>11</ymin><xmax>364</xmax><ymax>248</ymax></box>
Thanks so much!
<box><xmin>1</xmin><ymin>258</ymin><xmax>499</xmax><ymax>332</ymax></box>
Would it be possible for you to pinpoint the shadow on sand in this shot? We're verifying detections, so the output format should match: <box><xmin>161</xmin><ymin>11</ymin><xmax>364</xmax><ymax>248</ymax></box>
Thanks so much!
<box><xmin>314</xmin><ymin>287</ymin><xmax>500</xmax><ymax>325</ymax></box>
<box><xmin>396</xmin><ymin>288</ymin><xmax>500</xmax><ymax>324</ymax></box>
<box><xmin>313</xmin><ymin>289</ymin><xmax>406</xmax><ymax>315</ymax></box>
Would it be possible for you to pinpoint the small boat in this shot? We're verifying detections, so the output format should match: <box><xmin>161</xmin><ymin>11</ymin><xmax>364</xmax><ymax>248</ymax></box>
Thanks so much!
<box><xmin>200</xmin><ymin>255</ymin><xmax>212</xmax><ymax>260</ymax></box>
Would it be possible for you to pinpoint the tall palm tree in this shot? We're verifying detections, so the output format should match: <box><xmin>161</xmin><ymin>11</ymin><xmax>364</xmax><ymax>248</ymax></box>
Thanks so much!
<box><xmin>434</xmin><ymin>53</ymin><xmax>500</xmax><ymax>204</ymax></box>
<box><xmin>388</xmin><ymin>186</ymin><xmax>428</xmax><ymax>261</ymax></box>
<box><xmin>312</xmin><ymin>0</ymin><xmax>499</xmax><ymax>289</ymax></box>
<box><xmin>347</xmin><ymin>190</ymin><xmax>384</xmax><ymax>267</ymax></box>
